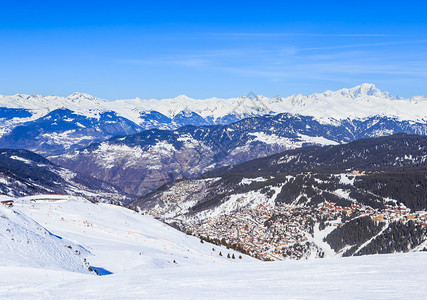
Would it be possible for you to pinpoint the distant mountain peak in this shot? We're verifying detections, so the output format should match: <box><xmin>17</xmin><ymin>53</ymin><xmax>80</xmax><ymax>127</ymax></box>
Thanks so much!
<box><xmin>67</xmin><ymin>92</ymin><xmax>103</xmax><ymax>103</ymax></box>
<box><xmin>349</xmin><ymin>83</ymin><xmax>380</xmax><ymax>95</ymax></box>
<box><xmin>336</xmin><ymin>83</ymin><xmax>394</xmax><ymax>99</ymax></box>
<box><xmin>173</xmin><ymin>95</ymin><xmax>193</xmax><ymax>101</ymax></box>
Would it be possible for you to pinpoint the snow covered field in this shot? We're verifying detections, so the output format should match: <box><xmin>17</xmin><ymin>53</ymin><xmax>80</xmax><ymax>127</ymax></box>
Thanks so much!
<box><xmin>2</xmin><ymin>252</ymin><xmax>426</xmax><ymax>299</ymax></box>
<box><xmin>1</xmin><ymin>196</ymin><xmax>426</xmax><ymax>299</ymax></box>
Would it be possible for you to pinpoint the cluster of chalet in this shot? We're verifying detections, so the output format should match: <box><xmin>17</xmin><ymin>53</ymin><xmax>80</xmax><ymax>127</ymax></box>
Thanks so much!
<box><xmin>188</xmin><ymin>203</ymin><xmax>328</xmax><ymax>260</ymax></box>
<box><xmin>370</xmin><ymin>205</ymin><xmax>427</xmax><ymax>226</ymax></box>
<box><xmin>176</xmin><ymin>197</ymin><xmax>427</xmax><ymax>261</ymax></box>
<box><xmin>318</xmin><ymin>201</ymin><xmax>357</xmax><ymax>219</ymax></box>
<box><xmin>141</xmin><ymin>180</ymin><xmax>427</xmax><ymax>261</ymax></box>
<box><xmin>145</xmin><ymin>180</ymin><xmax>219</xmax><ymax>218</ymax></box>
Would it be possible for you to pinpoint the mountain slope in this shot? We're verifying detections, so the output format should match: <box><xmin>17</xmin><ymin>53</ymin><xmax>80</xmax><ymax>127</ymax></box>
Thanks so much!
<box><xmin>0</xmin><ymin>149</ymin><xmax>129</xmax><ymax>203</ymax></box>
<box><xmin>135</xmin><ymin>134</ymin><xmax>427</xmax><ymax>260</ymax></box>
<box><xmin>1</xmin><ymin>83</ymin><xmax>427</xmax><ymax>156</ymax></box>
<box><xmin>207</xmin><ymin>133</ymin><xmax>427</xmax><ymax>177</ymax></box>
<box><xmin>50</xmin><ymin>114</ymin><xmax>427</xmax><ymax>196</ymax></box>
<box><xmin>0</xmin><ymin>109</ymin><xmax>141</xmax><ymax>156</ymax></box>
<box><xmin>0</xmin><ymin>203</ymin><xmax>91</xmax><ymax>273</ymax></box>
<box><xmin>8</xmin><ymin>195</ymin><xmax>251</xmax><ymax>274</ymax></box>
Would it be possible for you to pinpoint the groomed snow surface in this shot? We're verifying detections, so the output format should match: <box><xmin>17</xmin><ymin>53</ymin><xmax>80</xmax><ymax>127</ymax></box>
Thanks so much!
<box><xmin>1</xmin><ymin>196</ymin><xmax>426</xmax><ymax>299</ymax></box>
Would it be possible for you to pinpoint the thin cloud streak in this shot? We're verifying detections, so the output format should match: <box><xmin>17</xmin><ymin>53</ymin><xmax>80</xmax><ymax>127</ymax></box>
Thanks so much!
<box><xmin>116</xmin><ymin>32</ymin><xmax>427</xmax><ymax>90</ymax></box>
<box><xmin>212</xmin><ymin>33</ymin><xmax>394</xmax><ymax>37</ymax></box>
<box><xmin>117</xmin><ymin>58</ymin><xmax>210</xmax><ymax>68</ymax></box>
<box><xmin>297</xmin><ymin>39</ymin><xmax>427</xmax><ymax>51</ymax></box>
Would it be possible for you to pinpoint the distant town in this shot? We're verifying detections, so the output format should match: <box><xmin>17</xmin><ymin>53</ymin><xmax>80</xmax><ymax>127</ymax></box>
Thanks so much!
<box><xmin>156</xmin><ymin>200</ymin><xmax>427</xmax><ymax>261</ymax></box>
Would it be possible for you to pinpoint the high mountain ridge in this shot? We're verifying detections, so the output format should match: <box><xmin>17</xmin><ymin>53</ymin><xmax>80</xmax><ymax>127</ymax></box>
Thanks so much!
<box><xmin>50</xmin><ymin>114</ymin><xmax>427</xmax><ymax>196</ymax></box>
<box><xmin>1</xmin><ymin>83</ymin><xmax>427</xmax><ymax>156</ymax></box>
<box><xmin>0</xmin><ymin>148</ymin><xmax>129</xmax><ymax>203</ymax></box>
<box><xmin>1</xmin><ymin>84</ymin><xmax>426</xmax><ymax>124</ymax></box>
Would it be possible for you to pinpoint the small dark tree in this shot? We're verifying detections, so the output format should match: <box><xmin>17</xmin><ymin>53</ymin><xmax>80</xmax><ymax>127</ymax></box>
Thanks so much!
<box><xmin>219</xmin><ymin>251</ymin><xmax>222</xmax><ymax>256</ymax></box>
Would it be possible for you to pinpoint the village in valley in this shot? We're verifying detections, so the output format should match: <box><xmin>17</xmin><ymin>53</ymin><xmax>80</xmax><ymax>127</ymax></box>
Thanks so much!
<box><xmin>161</xmin><ymin>199</ymin><xmax>427</xmax><ymax>261</ymax></box>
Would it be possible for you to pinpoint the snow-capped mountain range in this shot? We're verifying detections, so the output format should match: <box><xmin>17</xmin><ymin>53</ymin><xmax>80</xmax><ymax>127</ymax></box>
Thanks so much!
<box><xmin>1</xmin><ymin>83</ymin><xmax>427</xmax><ymax>157</ymax></box>
<box><xmin>1</xmin><ymin>83</ymin><xmax>427</xmax><ymax>197</ymax></box>
<box><xmin>1</xmin><ymin>83</ymin><xmax>427</xmax><ymax>127</ymax></box>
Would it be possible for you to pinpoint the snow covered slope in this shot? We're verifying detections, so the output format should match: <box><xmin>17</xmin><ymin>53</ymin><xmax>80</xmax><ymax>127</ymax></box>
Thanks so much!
<box><xmin>9</xmin><ymin>195</ymin><xmax>251</xmax><ymax>275</ymax></box>
<box><xmin>0</xmin><ymin>203</ymin><xmax>91</xmax><ymax>273</ymax></box>
<box><xmin>1</xmin><ymin>194</ymin><xmax>426</xmax><ymax>299</ymax></box>
<box><xmin>0</xmin><ymin>245</ymin><xmax>426</xmax><ymax>298</ymax></box>
<box><xmin>0</xmin><ymin>149</ymin><xmax>128</xmax><ymax>203</ymax></box>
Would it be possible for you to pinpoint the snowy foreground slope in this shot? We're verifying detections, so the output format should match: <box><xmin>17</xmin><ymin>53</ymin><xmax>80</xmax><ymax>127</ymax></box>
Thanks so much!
<box><xmin>6</xmin><ymin>196</ymin><xmax>249</xmax><ymax>271</ymax></box>
<box><xmin>1</xmin><ymin>196</ymin><xmax>426</xmax><ymax>299</ymax></box>
<box><xmin>0</xmin><ymin>198</ymin><xmax>90</xmax><ymax>273</ymax></box>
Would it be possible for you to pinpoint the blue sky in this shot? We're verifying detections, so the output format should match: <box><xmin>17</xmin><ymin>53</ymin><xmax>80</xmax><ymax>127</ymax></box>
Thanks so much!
<box><xmin>1</xmin><ymin>0</ymin><xmax>427</xmax><ymax>99</ymax></box>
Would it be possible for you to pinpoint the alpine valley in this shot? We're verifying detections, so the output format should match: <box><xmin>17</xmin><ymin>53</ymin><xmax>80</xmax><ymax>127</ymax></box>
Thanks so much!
<box><xmin>2</xmin><ymin>83</ymin><xmax>423</xmax><ymax>197</ymax></box>
<box><xmin>136</xmin><ymin>133</ymin><xmax>427</xmax><ymax>260</ymax></box>
<box><xmin>1</xmin><ymin>84</ymin><xmax>427</xmax><ymax>298</ymax></box>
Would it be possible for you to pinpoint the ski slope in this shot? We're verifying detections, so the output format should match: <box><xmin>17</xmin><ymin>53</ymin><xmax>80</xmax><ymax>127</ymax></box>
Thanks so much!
<box><xmin>9</xmin><ymin>196</ymin><xmax>249</xmax><ymax>273</ymax></box>
<box><xmin>1</xmin><ymin>195</ymin><xmax>426</xmax><ymax>299</ymax></box>
<box><xmin>0</xmin><ymin>203</ymin><xmax>90</xmax><ymax>274</ymax></box>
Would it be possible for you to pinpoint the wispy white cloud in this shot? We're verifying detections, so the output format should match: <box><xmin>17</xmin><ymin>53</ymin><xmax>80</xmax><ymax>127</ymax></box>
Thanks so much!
<box><xmin>212</xmin><ymin>33</ymin><xmax>393</xmax><ymax>37</ymax></box>
<box><xmin>116</xmin><ymin>34</ymin><xmax>427</xmax><ymax>88</ymax></box>
<box><xmin>297</xmin><ymin>39</ymin><xmax>427</xmax><ymax>51</ymax></box>
<box><xmin>117</xmin><ymin>58</ymin><xmax>210</xmax><ymax>68</ymax></box>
